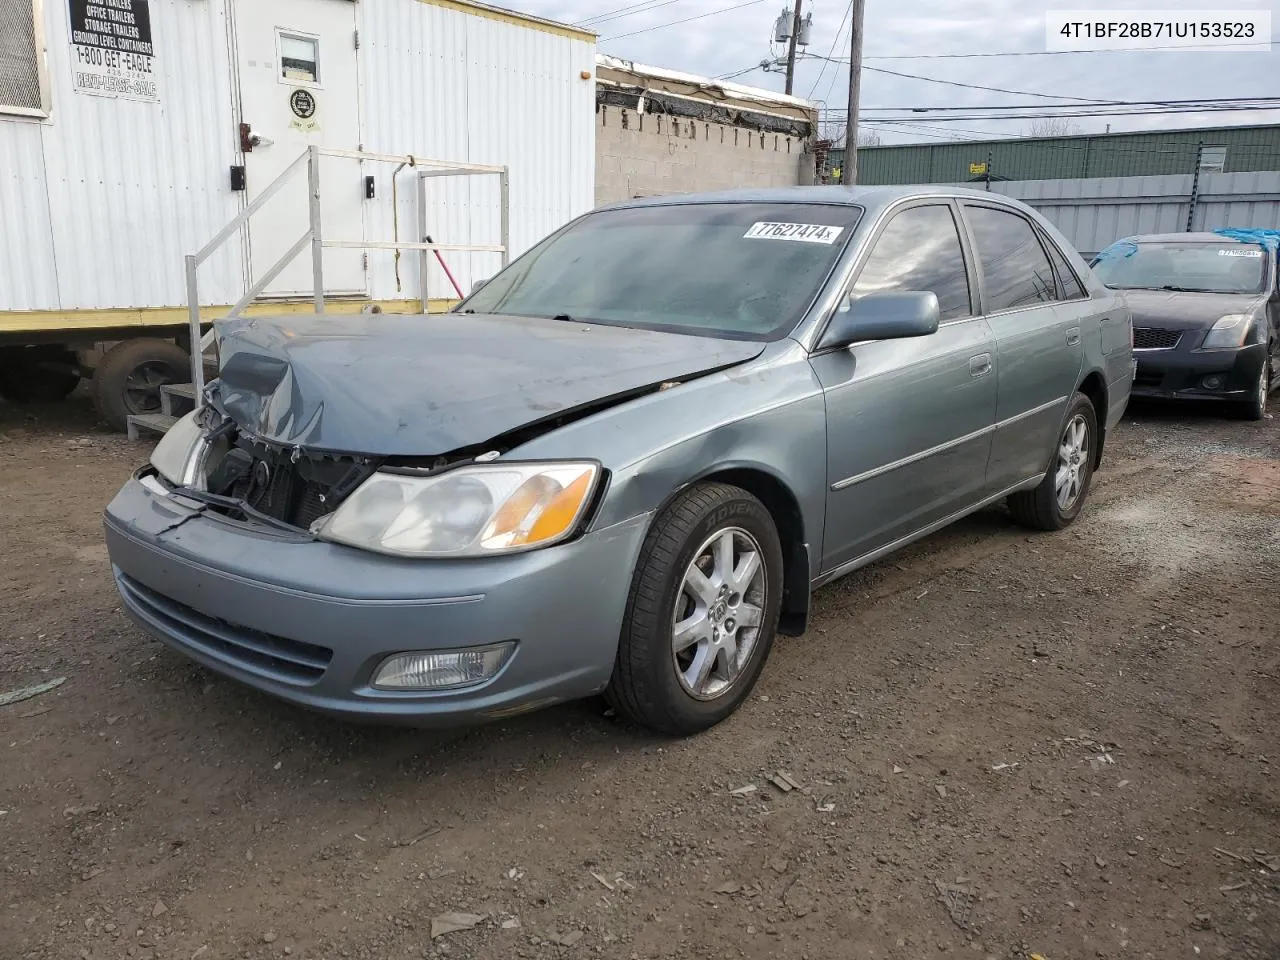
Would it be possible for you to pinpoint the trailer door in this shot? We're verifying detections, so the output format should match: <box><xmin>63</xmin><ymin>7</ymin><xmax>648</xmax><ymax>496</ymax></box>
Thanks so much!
<box><xmin>233</xmin><ymin>0</ymin><xmax>366</xmax><ymax>298</ymax></box>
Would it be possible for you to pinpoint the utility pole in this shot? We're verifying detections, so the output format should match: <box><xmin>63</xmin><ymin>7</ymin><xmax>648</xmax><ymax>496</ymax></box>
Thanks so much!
<box><xmin>841</xmin><ymin>0</ymin><xmax>866</xmax><ymax>185</ymax></box>
<box><xmin>783</xmin><ymin>0</ymin><xmax>803</xmax><ymax>95</ymax></box>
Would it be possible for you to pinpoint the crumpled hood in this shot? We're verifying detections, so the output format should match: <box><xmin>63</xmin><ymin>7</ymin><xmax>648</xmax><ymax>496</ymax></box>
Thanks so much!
<box><xmin>209</xmin><ymin>312</ymin><xmax>765</xmax><ymax>456</ymax></box>
<box><xmin>1119</xmin><ymin>288</ymin><xmax>1266</xmax><ymax>330</ymax></box>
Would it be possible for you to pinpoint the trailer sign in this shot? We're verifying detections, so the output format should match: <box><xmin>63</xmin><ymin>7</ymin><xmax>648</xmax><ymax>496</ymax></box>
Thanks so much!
<box><xmin>68</xmin><ymin>0</ymin><xmax>159</xmax><ymax>103</ymax></box>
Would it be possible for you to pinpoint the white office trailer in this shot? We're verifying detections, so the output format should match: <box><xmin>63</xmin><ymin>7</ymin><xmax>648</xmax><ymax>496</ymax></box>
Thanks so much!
<box><xmin>0</xmin><ymin>0</ymin><xmax>596</xmax><ymax>428</ymax></box>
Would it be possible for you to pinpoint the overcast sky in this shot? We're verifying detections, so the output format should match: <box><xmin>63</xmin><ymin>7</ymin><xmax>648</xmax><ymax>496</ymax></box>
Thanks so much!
<box><xmin>515</xmin><ymin>0</ymin><xmax>1280</xmax><ymax>144</ymax></box>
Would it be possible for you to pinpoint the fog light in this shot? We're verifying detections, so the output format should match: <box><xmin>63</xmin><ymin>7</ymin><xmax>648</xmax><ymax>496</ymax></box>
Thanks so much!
<box><xmin>371</xmin><ymin>642</ymin><xmax>515</xmax><ymax>691</ymax></box>
<box><xmin>1203</xmin><ymin>375</ymin><xmax>1224</xmax><ymax>390</ymax></box>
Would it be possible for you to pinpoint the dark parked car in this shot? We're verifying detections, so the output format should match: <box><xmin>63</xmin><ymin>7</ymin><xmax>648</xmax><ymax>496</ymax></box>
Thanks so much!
<box><xmin>104</xmin><ymin>186</ymin><xmax>1133</xmax><ymax>735</ymax></box>
<box><xmin>1091</xmin><ymin>232</ymin><xmax>1278</xmax><ymax>419</ymax></box>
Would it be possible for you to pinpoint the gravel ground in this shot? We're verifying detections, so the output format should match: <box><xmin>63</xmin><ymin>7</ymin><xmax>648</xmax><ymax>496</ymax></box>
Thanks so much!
<box><xmin>1</xmin><ymin>393</ymin><xmax>1278</xmax><ymax>960</ymax></box>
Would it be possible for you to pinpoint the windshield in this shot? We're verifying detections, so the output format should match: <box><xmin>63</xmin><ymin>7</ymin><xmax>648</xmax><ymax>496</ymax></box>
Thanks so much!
<box><xmin>1092</xmin><ymin>241</ymin><xmax>1268</xmax><ymax>295</ymax></box>
<box><xmin>458</xmin><ymin>202</ymin><xmax>863</xmax><ymax>340</ymax></box>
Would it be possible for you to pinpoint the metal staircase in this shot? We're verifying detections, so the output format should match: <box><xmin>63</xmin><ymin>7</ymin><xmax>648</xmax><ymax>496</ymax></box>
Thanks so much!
<box><xmin>128</xmin><ymin>145</ymin><xmax>510</xmax><ymax>439</ymax></box>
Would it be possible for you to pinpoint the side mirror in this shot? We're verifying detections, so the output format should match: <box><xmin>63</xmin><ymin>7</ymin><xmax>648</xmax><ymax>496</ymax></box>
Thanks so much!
<box><xmin>471</xmin><ymin>278</ymin><xmax>489</xmax><ymax>294</ymax></box>
<box><xmin>819</xmin><ymin>290</ymin><xmax>941</xmax><ymax>351</ymax></box>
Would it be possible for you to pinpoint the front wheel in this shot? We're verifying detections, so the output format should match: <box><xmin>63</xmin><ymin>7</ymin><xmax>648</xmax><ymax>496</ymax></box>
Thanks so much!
<box><xmin>1007</xmin><ymin>392</ymin><xmax>1098</xmax><ymax>531</ymax></box>
<box><xmin>1236</xmin><ymin>353</ymin><xmax>1270</xmax><ymax>422</ymax></box>
<box><xmin>606</xmin><ymin>482</ymin><xmax>784</xmax><ymax>735</ymax></box>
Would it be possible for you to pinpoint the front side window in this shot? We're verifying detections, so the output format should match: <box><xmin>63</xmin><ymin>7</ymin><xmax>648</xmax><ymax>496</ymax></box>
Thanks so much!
<box><xmin>1092</xmin><ymin>241</ymin><xmax>1266</xmax><ymax>295</ymax></box>
<box><xmin>850</xmin><ymin>203</ymin><xmax>972</xmax><ymax>321</ymax></box>
<box><xmin>965</xmin><ymin>205</ymin><xmax>1058</xmax><ymax>313</ymax></box>
<box><xmin>459</xmin><ymin>202</ymin><xmax>863</xmax><ymax>341</ymax></box>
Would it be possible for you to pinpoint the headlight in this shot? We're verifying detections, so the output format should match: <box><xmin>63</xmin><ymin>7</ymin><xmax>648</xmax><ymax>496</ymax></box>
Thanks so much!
<box><xmin>149</xmin><ymin>411</ymin><xmax>210</xmax><ymax>488</ymax></box>
<box><xmin>316</xmin><ymin>461</ymin><xmax>601</xmax><ymax>558</ymax></box>
<box><xmin>1201</xmin><ymin>314</ymin><xmax>1254</xmax><ymax>350</ymax></box>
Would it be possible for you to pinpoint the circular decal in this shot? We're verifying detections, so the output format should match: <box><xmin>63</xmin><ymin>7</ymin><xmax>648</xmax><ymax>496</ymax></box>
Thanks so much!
<box><xmin>289</xmin><ymin>88</ymin><xmax>316</xmax><ymax>119</ymax></box>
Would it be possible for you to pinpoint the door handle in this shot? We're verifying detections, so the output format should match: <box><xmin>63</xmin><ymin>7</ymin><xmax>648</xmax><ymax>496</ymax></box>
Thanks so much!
<box><xmin>969</xmin><ymin>353</ymin><xmax>992</xmax><ymax>378</ymax></box>
<box><xmin>1066</xmin><ymin>327</ymin><xmax>1081</xmax><ymax>346</ymax></box>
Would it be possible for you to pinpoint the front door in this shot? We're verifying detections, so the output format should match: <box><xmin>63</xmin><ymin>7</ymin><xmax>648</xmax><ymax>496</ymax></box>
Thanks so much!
<box><xmin>233</xmin><ymin>0</ymin><xmax>365</xmax><ymax>298</ymax></box>
<box><xmin>814</xmin><ymin>201</ymin><xmax>998</xmax><ymax>573</ymax></box>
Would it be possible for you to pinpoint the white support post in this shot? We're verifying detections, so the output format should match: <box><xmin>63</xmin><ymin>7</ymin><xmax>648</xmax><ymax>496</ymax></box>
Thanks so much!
<box><xmin>308</xmin><ymin>146</ymin><xmax>325</xmax><ymax>313</ymax></box>
<box><xmin>184</xmin><ymin>254</ymin><xmax>203</xmax><ymax>398</ymax></box>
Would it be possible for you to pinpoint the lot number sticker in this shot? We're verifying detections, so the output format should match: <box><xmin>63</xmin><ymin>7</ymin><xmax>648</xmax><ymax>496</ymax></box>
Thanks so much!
<box><xmin>68</xmin><ymin>0</ymin><xmax>159</xmax><ymax>103</ymax></box>
<box><xmin>1218</xmin><ymin>248</ymin><xmax>1263</xmax><ymax>257</ymax></box>
<box><xmin>744</xmin><ymin>222</ymin><xmax>845</xmax><ymax>244</ymax></box>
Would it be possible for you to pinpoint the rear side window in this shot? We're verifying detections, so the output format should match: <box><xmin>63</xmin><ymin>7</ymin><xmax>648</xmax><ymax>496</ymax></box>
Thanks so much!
<box><xmin>965</xmin><ymin>206</ymin><xmax>1058</xmax><ymax>312</ymax></box>
<box><xmin>1043</xmin><ymin>235</ymin><xmax>1087</xmax><ymax>300</ymax></box>
<box><xmin>851</xmin><ymin>204</ymin><xmax>973</xmax><ymax>321</ymax></box>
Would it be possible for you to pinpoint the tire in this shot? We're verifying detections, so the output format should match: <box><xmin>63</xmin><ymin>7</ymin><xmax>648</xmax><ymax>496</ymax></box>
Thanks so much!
<box><xmin>1235</xmin><ymin>353</ymin><xmax>1270</xmax><ymax>422</ymax></box>
<box><xmin>1007</xmin><ymin>392</ymin><xmax>1099</xmax><ymax>532</ymax></box>
<box><xmin>0</xmin><ymin>347</ymin><xmax>80</xmax><ymax>403</ymax></box>
<box><xmin>606</xmin><ymin>482</ymin><xmax>784</xmax><ymax>736</ymax></box>
<box><xmin>91</xmin><ymin>338</ymin><xmax>191</xmax><ymax>432</ymax></box>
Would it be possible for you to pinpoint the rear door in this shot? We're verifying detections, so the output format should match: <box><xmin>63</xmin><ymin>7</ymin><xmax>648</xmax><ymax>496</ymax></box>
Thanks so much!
<box><xmin>814</xmin><ymin>201</ymin><xmax>998</xmax><ymax>573</ymax></box>
<box><xmin>959</xmin><ymin>203</ymin><xmax>1083</xmax><ymax>493</ymax></box>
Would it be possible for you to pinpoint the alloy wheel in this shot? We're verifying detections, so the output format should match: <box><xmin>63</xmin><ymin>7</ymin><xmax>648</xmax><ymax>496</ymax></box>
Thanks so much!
<box><xmin>671</xmin><ymin>526</ymin><xmax>768</xmax><ymax>701</ymax></box>
<box><xmin>1055</xmin><ymin>413</ymin><xmax>1091</xmax><ymax>511</ymax></box>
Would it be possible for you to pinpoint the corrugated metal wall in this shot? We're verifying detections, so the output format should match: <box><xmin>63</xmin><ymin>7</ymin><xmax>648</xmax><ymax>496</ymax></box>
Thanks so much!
<box><xmin>0</xmin><ymin>0</ymin><xmax>246</xmax><ymax>313</ymax></box>
<box><xmin>965</xmin><ymin>171</ymin><xmax>1280</xmax><ymax>256</ymax></box>
<box><xmin>357</xmin><ymin>0</ymin><xmax>595</xmax><ymax>299</ymax></box>
<box><xmin>854</xmin><ymin>124</ymin><xmax>1280</xmax><ymax>185</ymax></box>
<box><xmin>1</xmin><ymin>0</ymin><xmax>594</xmax><ymax>318</ymax></box>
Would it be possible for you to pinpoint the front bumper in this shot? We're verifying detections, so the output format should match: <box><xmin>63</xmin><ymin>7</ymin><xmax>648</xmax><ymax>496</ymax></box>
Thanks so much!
<box><xmin>103</xmin><ymin>478</ymin><xmax>650</xmax><ymax>726</ymax></box>
<box><xmin>1131</xmin><ymin>341</ymin><xmax>1266</xmax><ymax>402</ymax></box>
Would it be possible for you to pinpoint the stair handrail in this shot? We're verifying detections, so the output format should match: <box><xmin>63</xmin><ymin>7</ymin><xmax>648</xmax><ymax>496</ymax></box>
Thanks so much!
<box><xmin>184</xmin><ymin>145</ymin><xmax>511</xmax><ymax>397</ymax></box>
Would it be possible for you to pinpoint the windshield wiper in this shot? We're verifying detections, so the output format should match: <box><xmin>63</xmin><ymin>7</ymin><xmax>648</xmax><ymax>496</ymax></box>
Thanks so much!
<box><xmin>552</xmin><ymin>313</ymin><xmax>575</xmax><ymax>322</ymax></box>
<box><xmin>1159</xmin><ymin>285</ymin><xmax>1216</xmax><ymax>293</ymax></box>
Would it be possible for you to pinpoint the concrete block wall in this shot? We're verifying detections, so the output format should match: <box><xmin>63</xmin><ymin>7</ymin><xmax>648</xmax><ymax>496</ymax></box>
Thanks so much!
<box><xmin>595</xmin><ymin>105</ymin><xmax>814</xmax><ymax>206</ymax></box>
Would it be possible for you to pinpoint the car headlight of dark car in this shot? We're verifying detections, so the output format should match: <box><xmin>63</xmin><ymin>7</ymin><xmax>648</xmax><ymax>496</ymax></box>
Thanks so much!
<box><xmin>315</xmin><ymin>462</ymin><xmax>601</xmax><ymax>558</ymax></box>
<box><xmin>1201</xmin><ymin>313</ymin><xmax>1255</xmax><ymax>350</ymax></box>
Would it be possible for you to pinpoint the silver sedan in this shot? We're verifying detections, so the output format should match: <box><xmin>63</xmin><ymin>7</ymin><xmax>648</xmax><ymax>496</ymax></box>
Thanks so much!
<box><xmin>103</xmin><ymin>186</ymin><xmax>1133</xmax><ymax>734</ymax></box>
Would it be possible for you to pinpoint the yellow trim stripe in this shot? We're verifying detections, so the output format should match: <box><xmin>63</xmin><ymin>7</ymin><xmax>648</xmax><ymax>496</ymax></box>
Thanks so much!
<box><xmin>0</xmin><ymin>299</ymin><xmax>461</xmax><ymax>335</ymax></box>
<box><xmin>415</xmin><ymin>0</ymin><xmax>596</xmax><ymax>42</ymax></box>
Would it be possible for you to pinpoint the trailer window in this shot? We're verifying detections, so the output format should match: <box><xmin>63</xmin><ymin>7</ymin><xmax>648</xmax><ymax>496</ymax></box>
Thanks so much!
<box><xmin>278</xmin><ymin>32</ymin><xmax>319</xmax><ymax>84</ymax></box>
<box><xmin>0</xmin><ymin>0</ymin><xmax>49</xmax><ymax>117</ymax></box>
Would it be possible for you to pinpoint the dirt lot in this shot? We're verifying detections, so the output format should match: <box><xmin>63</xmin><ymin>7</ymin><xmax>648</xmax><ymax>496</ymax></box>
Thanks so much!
<box><xmin>2</xmin><ymin>393</ymin><xmax>1278</xmax><ymax>960</ymax></box>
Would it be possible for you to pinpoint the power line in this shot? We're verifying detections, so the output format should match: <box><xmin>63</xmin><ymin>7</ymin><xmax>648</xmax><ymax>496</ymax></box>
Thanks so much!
<box><xmin>806</xmin><ymin>0</ymin><xmax>852</xmax><ymax>99</ymax></box>
<box><xmin>843</xmin><ymin>97</ymin><xmax>1280</xmax><ymax>113</ymax></box>
<box><xmin>851</xmin><ymin>61</ymin><xmax>1125</xmax><ymax>104</ymax></box>
<box><xmin>577</xmin><ymin>0</ymin><xmax>684</xmax><ymax>25</ymax></box>
<box><xmin>823</xmin><ymin>104</ymin><xmax>1280</xmax><ymax>122</ymax></box>
<box><xmin>600</xmin><ymin>0</ymin><xmax>763</xmax><ymax>42</ymax></box>
<box><xmin>861</xmin><ymin>39</ymin><xmax>1277</xmax><ymax>59</ymax></box>
<box><xmin>859</xmin><ymin>121</ymin><xmax>995</xmax><ymax>142</ymax></box>
<box><xmin>862</xmin><ymin>119</ymin><xmax>1005</xmax><ymax>140</ymax></box>
<box><xmin>717</xmin><ymin>62</ymin><xmax>767</xmax><ymax>80</ymax></box>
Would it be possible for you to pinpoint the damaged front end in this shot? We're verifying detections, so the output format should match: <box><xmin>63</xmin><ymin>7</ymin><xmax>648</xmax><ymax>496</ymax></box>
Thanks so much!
<box><xmin>146</xmin><ymin>401</ymin><xmax>605</xmax><ymax>561</ymax></box>
<box><xmin>144</xmin><ymin>310</ymin><xmax>765</xmax><ymax>549</ymax></box>
<box><xmin>146</xmin><ymin>403</ymin><xmax>383</xmax><ymax>533</ymax></box>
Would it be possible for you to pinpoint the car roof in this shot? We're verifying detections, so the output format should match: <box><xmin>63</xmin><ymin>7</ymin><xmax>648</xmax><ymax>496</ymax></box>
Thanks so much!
<box><xmin>597</xmin><ymin>184</ymin><xmax>1029</xmax><ymax>216</ymax></box>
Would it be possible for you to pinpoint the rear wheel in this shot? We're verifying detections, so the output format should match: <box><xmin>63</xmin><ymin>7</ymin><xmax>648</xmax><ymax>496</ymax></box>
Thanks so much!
<box><xmin>91</xmin><ymin>338</ymin><xmax>191</xmax><ymax>432</ymax></box>
<box><xmin>1007</xmin><ymin>392</ymin><xmax>1098</xmax><ymax>531</ymax></box>
<box><xmin>606</xmin><ymin>483</ymin><xmax>784</xmax><ymax>735</ymax></box>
